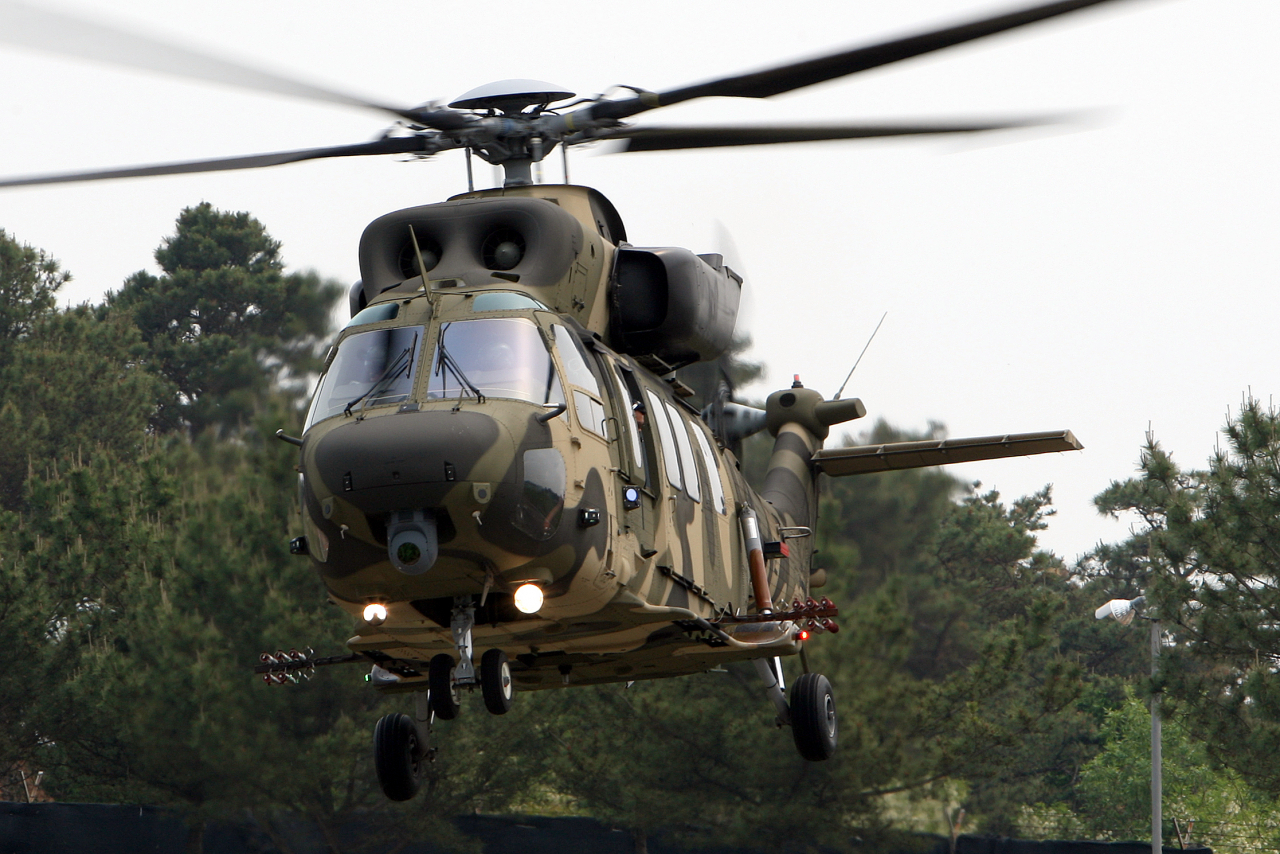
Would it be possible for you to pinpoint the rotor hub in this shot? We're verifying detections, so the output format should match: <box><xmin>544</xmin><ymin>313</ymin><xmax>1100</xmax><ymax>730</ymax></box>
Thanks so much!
<box><xmin>449</xmin><ymin>79</ymin><xmax>575</xmax><ymax>114</ymax></box>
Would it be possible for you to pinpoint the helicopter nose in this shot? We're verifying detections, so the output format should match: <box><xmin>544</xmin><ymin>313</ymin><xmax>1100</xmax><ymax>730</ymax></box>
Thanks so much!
<box><xmin>311</xmin><ymin>410</ymin><xmax>517</xmax><ymax>514</ymax></box>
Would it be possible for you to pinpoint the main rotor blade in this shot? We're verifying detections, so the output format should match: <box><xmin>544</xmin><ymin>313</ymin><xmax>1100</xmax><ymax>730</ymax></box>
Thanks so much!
<box><xmin>599</xmin><ymin>119</ymin><xmax>1049</xmax><ymax>152</ymax></box>
<box><xmin>0</xmin><ymin>1</ymin><xmax>465</xmax><ymax>128</ymax></box>
<box><xmin>588</xmin><ymin>0</ymin><xmax>1132</xmax><ymax>121</ymax></box>
<box><xmin>0</xmin><ymin>137</ymin><xmax>436</xmax><ymax>189</ymax></box>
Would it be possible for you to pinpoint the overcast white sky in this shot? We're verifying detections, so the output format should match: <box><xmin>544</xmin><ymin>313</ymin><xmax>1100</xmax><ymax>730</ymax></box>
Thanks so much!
<box><xmin>1</xmin><ymin>0</ymin><xmax>1275</xmax><ymax>563</ymax></box>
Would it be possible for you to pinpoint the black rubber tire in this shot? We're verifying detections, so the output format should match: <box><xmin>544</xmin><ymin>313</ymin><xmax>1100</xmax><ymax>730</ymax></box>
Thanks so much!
<box><xmin>481</xmin><ymin>648</ymin><xmax>514</xmax><ymax>715</ymax></box>
<box><xmin>790</xmin><ymin>673</ymin><xmax>837</xmax><ymax>761</ymax></box>
<box><xmin>428</xmin><ymin>653</ymin><xmax>460</xmax><ymax>720</ymax></box>
<box><xmin>373</xmin><ymin>712</ymin><xmax>422</xmax><ymax>801</ymax></box>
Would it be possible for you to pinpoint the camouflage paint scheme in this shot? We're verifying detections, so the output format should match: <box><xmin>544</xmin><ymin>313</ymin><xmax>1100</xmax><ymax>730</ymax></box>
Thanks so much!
<box><xmin>296</xmin><ymin>185</ymin><xmax>823</xmax><ymax>693</ymax></box>
<box><xmin>294</xmin><ymin>183</ymin><xmax>1080</xmax><ymax>696</ymax></box>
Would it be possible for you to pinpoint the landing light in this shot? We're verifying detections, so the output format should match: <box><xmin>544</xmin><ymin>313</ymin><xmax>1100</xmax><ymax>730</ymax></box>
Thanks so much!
<box><xmin>363</xmin><ymin>603</ymin><xmax>388</xmax><ymax>626</ymax></box>
<box><xmin>514</xmin><ymin>583</ymin><xmax>544</xmax><ymax>614</ymax></box>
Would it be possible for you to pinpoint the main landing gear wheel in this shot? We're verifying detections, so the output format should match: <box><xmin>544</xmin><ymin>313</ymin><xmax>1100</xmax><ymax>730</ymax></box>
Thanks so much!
<box><xmin>481</xmin><ymin>648</ymin><xmax>514</xmax><ymax>715</ymax></box>
<box><xmin>790</xmin><ymin>673</ymin><xmax>837</xmax><ymax>761</ymax></box>
<box><xmin>428</xmin><ymin>653</ymin><xmax>461</xmax><ymax>720</ymax></box>
<box><xmin>373</xmin><ymin>712</ymin><xmax>423</xmax><ymax>801</ymax></box>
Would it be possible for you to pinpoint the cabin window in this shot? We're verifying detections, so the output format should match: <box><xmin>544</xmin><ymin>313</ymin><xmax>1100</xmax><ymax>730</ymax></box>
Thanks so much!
<box><xmin>664</xmin><ymin>401</ymin><xmax>701</xmax><ymax>503</ymax></box>
<box><xmin>645</xmin><ymin>389</ymin><xmax>683</xmax><ymax>491</ymax></box>
<box><xmin>305</xmin><ymin>325</ymin><xmax>423</xmax><ymax>429</ymax></box>
<box><xmin>692</xmin><ymin>425</ymin><xmax>726</xmax><ymax>514</ymax></box>
<box><xmin>426</xmin><ymin>317</ymin><xmax>564</xmax><ymax>406</ymax></box>
<box><xmin>610</xmin><ymin>364</ymin><xmax>647</xmax><ymax>483</ymax></box>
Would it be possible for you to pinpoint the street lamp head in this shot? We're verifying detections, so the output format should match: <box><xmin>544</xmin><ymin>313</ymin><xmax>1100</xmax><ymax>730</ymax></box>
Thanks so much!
<box><xmin>1095</xmin><ymin>596</ymin><xmax>1145</xmax><ymax>626</ymax></box>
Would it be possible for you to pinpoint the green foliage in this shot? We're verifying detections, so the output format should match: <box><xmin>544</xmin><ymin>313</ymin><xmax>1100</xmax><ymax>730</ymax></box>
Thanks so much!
<box><xmin>0</xmin><ymin>228</ymin><xmax>68</xmax><ymax>360</ymax></box>
<box><xmin>536</xmin><ymin>670</ymin><xmax>878</xmax><ymax>853</ymax></box>
<box><xmin>0</xmin><ymin>231</ymin><xmax>149</xmax><ymax>513</ymax></box>
<box><xmin>0</xmin><ymin>306</ymin><xmax>163</xmax><ymax>510</ymax></box>
<box><xmin>818</xmin><ymin>420</ymin><xmax>960</xmax><ymax>596</ymax></box>
<box><xmin>1090</xmin><ymin>399</ymin><xmax>1280</xmax><ymax>800</ymax></box>
<box><xmin>0</xmin><ymin>439</ymin><xmax>176</xmax><ymax>799</ymax></box>
<box><xmin>811</xmin><ymin>422</ymin><xmax>1165</xmax><ymax>835</ymax></box>
<box><xmin>109</xmin><ymin>202</ymin><xmax>342</xmax><ymax>433</ymax></box>
<box><xmin>1021</xmin><ymin>690</ymin><xmax>1280</xmax><ymax>853</ymax></box>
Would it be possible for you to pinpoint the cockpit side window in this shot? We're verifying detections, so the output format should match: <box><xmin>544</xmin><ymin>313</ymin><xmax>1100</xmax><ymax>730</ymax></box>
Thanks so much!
<box><xmin>573</xmin><ymin>390</ymin><xmax>607</xmax><ymax>438</ymax></box>
<box><xmin>551</xmin><ymin>325</ymin><xmax>601</xmax><ymax>394</ymax></box>
<box><xmin>427</xmin><ymin>317</ymin><xmax>564</xmax><ymax>406</ymax></box>
<box><xmin>552</xmin><ymin>324</ymin><xmax>608</xmax><ymax>438</ymax></box>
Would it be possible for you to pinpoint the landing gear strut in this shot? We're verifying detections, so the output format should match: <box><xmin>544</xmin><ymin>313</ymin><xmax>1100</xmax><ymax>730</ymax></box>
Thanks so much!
<box><xmin>427</xmin><ymin>596</ymin><xmax>475</xmax><ymax>719</ymax></box>
<box><xmin>425</xmin><ymin>596</ymin><xmax>516</xmax><ymax>719</ymax></box>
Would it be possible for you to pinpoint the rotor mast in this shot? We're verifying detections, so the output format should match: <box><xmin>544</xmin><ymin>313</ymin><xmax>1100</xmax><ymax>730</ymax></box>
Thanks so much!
<box><xmin>446</xmin><ymin>80</ymin><xmax>574</xmax><ymax>187</ymax></box>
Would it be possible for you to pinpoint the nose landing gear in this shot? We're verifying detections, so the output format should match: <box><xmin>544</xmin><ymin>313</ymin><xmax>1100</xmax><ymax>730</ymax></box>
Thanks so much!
<box><xmin>374</xmin><ymin>596</ymin><xmax>522</xmax><ymax>800</ymax></box>
<box><xmin>424</xmin><ymin>595</ymin><xmax>516</xmax><ymax>719</ymax></box>
<box><xmin>481</xmin><ymin>648</ymin><xmax>514</xmax><ymax>715</ymax></box>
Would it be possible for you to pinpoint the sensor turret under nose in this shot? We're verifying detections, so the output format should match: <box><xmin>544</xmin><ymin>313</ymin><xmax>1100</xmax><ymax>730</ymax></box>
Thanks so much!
<box><xmin>387</xmin><ymin>509</ymin><xmax>439</xmax><ymax>575</ymax></box>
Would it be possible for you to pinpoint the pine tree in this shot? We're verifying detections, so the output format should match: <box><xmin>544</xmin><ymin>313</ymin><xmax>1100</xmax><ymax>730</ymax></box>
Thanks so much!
<box><xmin>1092</xmin><ymin>398</ymin><xmax>1280</xmax><ymax>798</ymax></box>
<box><xmin>0</xmin><ymin>306</ymin><xmax>162</xmax><ymax>510</ymax></box>
<box><xmin>0</xmin><ymin>228</ymin><xmax>68</xmax><ymax>363</ymax></box>
<box><xmin>109</xmin><ymin>203</ymin><xmax>341</xmax><ymax>433</ymax></box>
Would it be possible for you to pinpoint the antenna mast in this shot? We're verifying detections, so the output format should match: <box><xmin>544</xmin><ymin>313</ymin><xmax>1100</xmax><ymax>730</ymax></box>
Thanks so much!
<box><xmin>834</xmin><ymin>312</ymin><xmax>887</xmax><ymax>400</ymax></box>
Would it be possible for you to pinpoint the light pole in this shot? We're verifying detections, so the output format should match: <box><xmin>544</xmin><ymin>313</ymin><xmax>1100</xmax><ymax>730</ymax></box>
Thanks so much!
<box><xmin>1095</xmin><ymin>596</ymin><xmax>1162</xmax><ymax>854</ymax></box>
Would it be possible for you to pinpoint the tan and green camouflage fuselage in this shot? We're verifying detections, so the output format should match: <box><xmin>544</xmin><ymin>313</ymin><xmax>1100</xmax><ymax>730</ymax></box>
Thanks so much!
<box><xmin>296</xmin><ymin>185</ymin><xmax>821</xmax><ymax>693</ymax></box>
<box><xmin>295</xmin><ymin>184</ymin><xmax>1081</xmax><ymax>696</ymax></box>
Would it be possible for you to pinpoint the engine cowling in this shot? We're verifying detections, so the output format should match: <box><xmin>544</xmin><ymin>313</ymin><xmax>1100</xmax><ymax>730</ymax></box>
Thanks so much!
<box><xmin>608</xmin><ymin>247</ymin><xmax>742</xmax><ymax>369</ymax></box>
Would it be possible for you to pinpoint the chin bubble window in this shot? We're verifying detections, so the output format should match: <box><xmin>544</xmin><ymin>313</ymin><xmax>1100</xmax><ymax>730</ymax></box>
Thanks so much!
<box><xmin>516</xmin><ymin>448</ymin><xmax>566</xmax><ymax>540</ymax></box>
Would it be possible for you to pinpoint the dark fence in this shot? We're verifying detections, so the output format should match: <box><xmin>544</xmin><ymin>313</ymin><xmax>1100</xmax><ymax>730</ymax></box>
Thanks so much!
<box><xmin>951</xmin><ymin>840</ymin><xmax>1209</xmax><ymax>854</ymax></box>
<box><xmin>0</xmin><ymin>802</ymin><xmax>1212</xmax><ymax>854</ymax></box>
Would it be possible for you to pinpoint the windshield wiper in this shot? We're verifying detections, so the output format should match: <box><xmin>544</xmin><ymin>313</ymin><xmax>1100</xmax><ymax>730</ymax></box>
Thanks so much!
<box><xmin>435</xmin><ymin>323</ymin><xmax>486</xmax><ymax>403</ymax></box>
<box><xmin>344</xmin><ymin>334</ymin><xmax>417</xmax><ymax>417</ymax></box>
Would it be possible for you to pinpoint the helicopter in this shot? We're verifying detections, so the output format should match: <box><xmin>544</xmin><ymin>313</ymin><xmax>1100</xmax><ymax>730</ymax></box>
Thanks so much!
<box><xmin>0</xmin><ymin>0</ymin><xmax>1108</xmax><ymax>803</ymax></box>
